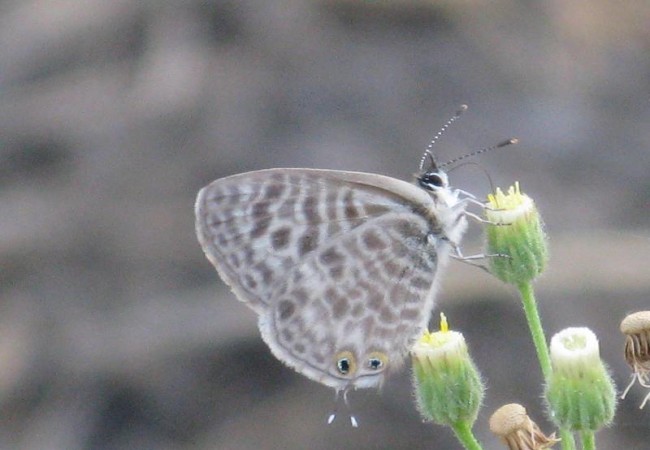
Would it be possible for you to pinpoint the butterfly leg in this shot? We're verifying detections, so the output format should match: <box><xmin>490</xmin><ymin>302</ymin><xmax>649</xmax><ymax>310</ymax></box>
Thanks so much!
<box><xmin>464</xmin><ymin>210</ymin><xmax>495</xmax><ymax>225</ymax></box>
<box><xmin>459</xmin><ymin>202</ymin><xmax>509</xmax><ymax>226</ymax></box>
<box><xmin>448</xmin><ymin>239</ymin><xmax>509</xmax><ymax>273</ymax></box>
<box><xmin>455</xmin><ymin>188</ymin><xmax>478</xmax><ymax>200</ymax></box>
<box><xmin>456</xmin><ymin>189</ymin><xmax>507</xmax><ymax>212</ymax></box>
<box><xmin>451</xmin><ymin>252</ymin><xmax>492</xmax><ymax>274</ymax></box>
<box><xmin>449</xmin><ymin>197</ymin><xmax>507</xmax><ymax>225</ymax></box>
<box><xmin>453</xmin><ymin>196</ymin><xmax>512</xmax><ymax>226</ymax></box>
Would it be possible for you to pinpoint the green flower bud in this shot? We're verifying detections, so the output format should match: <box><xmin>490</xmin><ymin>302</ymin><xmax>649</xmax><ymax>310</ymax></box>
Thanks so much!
<box><xmin>485</xmin><ymin>182</ymin><xmax>548</xmax><ymax>285</ymax></box>
<box><xmin>411</xmin><ymin>314</ymin><xmax>484</xmax><ymax>427</ymax></box>
<box><xmin>545</xmin><ymin>327</ymin><xmax>617</xmax><ymax>431</ymax></box>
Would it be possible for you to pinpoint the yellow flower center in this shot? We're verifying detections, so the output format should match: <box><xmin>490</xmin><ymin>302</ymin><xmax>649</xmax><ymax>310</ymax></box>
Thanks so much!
<box><xmin>486</xmin><ymin>182</ymin><xmax>534</xmax><ymax>225</ymax></box>
<box><xmin>487</xmin><ymin>182</ymin><xmax>525</xmax><ymax>209</ymax></box>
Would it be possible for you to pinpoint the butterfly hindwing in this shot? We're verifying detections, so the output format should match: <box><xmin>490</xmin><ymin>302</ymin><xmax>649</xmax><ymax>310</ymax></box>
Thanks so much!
<box><xmin>260</xmin><ymin>210</ymin><xmax>444</xmax><ymax>389</ymax></box>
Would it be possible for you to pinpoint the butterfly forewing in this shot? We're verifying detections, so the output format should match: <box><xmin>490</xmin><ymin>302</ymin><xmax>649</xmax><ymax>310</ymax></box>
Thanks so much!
<box><xmin>196</xmin><ymin>169</ymin><xmax>434</xmax><ymax>308</ymax></box>
<box><xmin>195</xmin><ymin>168</ymin><xmax>456</xmax><ymax>389</ymax></box>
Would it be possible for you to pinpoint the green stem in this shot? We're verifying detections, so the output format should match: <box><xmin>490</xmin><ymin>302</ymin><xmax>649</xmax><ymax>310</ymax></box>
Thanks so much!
<box><xmin>450</xmin><ymin>421</ymin><xmax>483</xmax><ymax>450</ymax></box>
<box><xmin>580</xmin><ymin>431</ymin><xmax>595</xmax><ymax>450</ymax></box>
<box><xmin>516</xmin><ymin>281</ymin><xmax>552</xmax><ymax>380</ymax></box>
<box><xmin>518</xmin><ymin>282</ymin><xmax>580</xmax><ymax>450</ymax></box>
<box><xmin>560</xmin><ymin>428</ymin><xmax>577</xmax><ymax>450</ymax></box>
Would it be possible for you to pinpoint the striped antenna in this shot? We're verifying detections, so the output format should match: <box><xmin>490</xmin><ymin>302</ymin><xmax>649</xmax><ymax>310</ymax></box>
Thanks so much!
<box><xmin>418</xmin><ymin>104</ymin><xmax>468</xmax><ymax>172</ymax></box>
<box><xmin>439</xmin><ymin>138</ymin><xmax>518</xmax><ymax>169</ymax></box>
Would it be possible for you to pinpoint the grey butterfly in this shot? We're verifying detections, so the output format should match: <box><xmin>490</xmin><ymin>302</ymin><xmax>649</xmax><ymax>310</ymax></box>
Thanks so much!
<box><xmin>195</xmin><ymin>109</ymin><xmax>508</xmax><ymax>392</ymax></box>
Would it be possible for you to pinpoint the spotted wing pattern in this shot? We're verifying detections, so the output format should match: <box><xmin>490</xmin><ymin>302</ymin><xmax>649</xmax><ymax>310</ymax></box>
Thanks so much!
<box><xmin>195</xmin><ymin>168</ymin><xmax>457</xmax><ymax>389</ymax></box>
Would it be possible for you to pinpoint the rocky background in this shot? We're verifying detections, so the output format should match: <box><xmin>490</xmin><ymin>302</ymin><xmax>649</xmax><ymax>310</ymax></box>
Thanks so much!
<box><xmin>0</xmin><ymin>1</ymin><xmax>649</xmax><ymax>449</ymax></box>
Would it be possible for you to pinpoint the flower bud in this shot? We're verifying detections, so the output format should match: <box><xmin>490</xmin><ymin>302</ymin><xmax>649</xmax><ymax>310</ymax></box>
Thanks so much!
<box><xmin>411</xmin><ymin>314</ymin><xmax>484</xmax><ymax>426</ymax></box>
<box><xmin>489</xmin><ymin>403</ymin><xmax>559</xmax><ymax>449</ymax></box>
<box><xmin>545</xmin><ymin>327</ymin><xmax>616</xmax><ymax>431</ymax></box>
<box><xmin>485</xmin><ymin>182</ymin><xmax>548</xmax><ymax>285</ymax></box>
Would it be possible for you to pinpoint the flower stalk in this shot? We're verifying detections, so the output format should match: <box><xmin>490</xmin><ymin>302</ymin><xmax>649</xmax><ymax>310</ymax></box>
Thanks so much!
<box><xmin>484</xmin><ymin>183</ymin><xmax>578</xmax><ymax>450</ymax></box>
<box><xmin>484</xmin><ymin>184</ymin><xmax>552</xmax><ymax>379</ymax></box>
<box><xmin>518</xmin><ymin>281</ymin><xmax>552</xmax><ymax>380</ymax></box>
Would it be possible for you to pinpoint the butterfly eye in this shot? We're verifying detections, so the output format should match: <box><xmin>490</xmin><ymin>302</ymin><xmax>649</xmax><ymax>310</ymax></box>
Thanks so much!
<box><xmin>334</xmin><ymin>351</ymin><xmax>357</xmax><ymax>376</ymax></box>
<box><xmin>418</xmin><ymin>172</ymin><xmax>445</xmax><ymax>190</ymax></box>
<box><xmin>367</xmin><ymin>352</ymin><xmax>388</xmax><ymax>371</ymax></box>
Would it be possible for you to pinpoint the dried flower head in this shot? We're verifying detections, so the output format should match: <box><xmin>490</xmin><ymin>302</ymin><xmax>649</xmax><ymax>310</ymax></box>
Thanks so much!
<box><xmin>620</xmin><ymin>311</ymin><xmax>650</xmax><ymax>408</ymax></box>
<box><xmin>489</xmin><ymin>403</ymin><xmax>559</xmax><ymax>449</ymax></box>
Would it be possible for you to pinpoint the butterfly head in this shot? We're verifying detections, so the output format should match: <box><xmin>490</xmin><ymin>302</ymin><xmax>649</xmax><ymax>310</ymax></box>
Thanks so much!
<box><xmin>416</xmin><ymin>165</ymin><xmax>450</xmax><ymax>193</ymax></box>
<box><xmin>415</xmin><ymin>161</ymin><xmax>467</xmax><ymax>245</ymax></box>
<box><xmin>415</xmin><ymin>162</ymin><xmax>459</xmax><ymax>210</ymax></box>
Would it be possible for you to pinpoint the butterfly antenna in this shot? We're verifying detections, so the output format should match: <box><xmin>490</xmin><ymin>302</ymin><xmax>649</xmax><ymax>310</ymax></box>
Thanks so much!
<box><xmin>439</xmin><ymin>138</ymin><xmax>518</xmax><ymax>169</ymax></box>
<box><xmin>419</xmin><ymin>104</ymin><xmax>468</xmax><ymax>172</ymax></box>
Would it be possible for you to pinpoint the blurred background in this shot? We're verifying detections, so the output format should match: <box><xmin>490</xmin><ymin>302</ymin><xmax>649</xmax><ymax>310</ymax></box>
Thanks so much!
<box><xmin>0</xmin><ymin>1</ymin><xmax>649</xmax><ymax>449</ymax></box>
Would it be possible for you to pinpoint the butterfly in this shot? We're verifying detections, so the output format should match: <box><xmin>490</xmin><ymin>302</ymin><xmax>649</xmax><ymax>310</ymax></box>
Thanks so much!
<box><xmin>195</xmin><ymin>106</ymin><xmax>513</xmax><ymax>393</ymax></box>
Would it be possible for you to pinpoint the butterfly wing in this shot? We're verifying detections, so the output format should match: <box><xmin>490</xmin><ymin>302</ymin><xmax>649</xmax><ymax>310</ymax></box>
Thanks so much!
<box><xmin>261</xmin><ymin>209</ymin><xmax>448</xmax><ymax>389</ymax></box>
<box><xmin>195</xmin><ymin>168</ymin><xmax>455</xmax><ymax>389</ymax></box>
